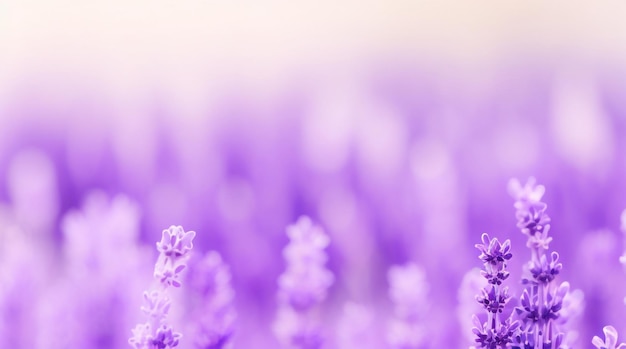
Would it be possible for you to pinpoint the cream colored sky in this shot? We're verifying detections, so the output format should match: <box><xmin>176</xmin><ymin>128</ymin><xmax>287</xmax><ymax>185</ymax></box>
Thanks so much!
<box><xmin>1</xmin><ymin>1</ymin><xmax>625</xmax><ymax>106</ymax></box>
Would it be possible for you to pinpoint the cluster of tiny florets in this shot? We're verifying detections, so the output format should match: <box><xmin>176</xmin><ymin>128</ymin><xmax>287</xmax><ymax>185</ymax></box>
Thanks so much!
<box><xmin>471</xmin><ymin>233</ymin><xmax>518</xmax><ymax>349</ymax></box>
<box><xmin>129</xmin><ymin>226</ymin><xmax>195</xmax><ymax>349</ymax></box>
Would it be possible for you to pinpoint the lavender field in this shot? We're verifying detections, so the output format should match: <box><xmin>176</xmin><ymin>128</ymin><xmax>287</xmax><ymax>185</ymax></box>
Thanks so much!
<box><xmin>2</xmin><ymin>2</ymin><xmax>626</xmax><ymax>349</ymax></box>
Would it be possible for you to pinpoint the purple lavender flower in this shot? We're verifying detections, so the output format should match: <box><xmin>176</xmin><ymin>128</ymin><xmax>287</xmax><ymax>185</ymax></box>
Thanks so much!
<box><xmin>129</xmin><ymin>225</ymin><xmax>195</xmax><ymax>349</ymax></box>
<box><xmin>509</xmin><ymin>178</ymin><xmax>576</xmax><ymax>349</ymax></box>
<box><xmin>593</xmin><ymin>326</ymin><xmax>626</xmax><ymax>349</ymax></box>
<box><xmin>157</xmin><ymin>226</ymin><xmax>196</xmax><ymax>257</ymax></box>
<box><xmin>187</xmin><ymin>251</ymin><xmax>236</xmax><ymax>349</ymax></box>
<box><xmin>387</xmin><ymin>262</ymin><xmax>429</xmax><ymax>349</ymax></box>
<box><xmin>471</xmin><ymin>233</ymin><xmax>519</xmax><ymax>349</ymax></box>
<box><xmin>274</xmin><ymin>216</ymin><xmax>334</xmax><ymax>349</ymax></box>
<box><xmin>508</xmin><ymin>177</ymin><xmax>550</xmax><ymax>239</ymax></box>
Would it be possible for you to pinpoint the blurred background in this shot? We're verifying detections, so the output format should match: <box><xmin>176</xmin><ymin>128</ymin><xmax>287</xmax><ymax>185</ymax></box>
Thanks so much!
<box><xmin>2</xmin><ymin>1</ymin><xmax>626</xmax><ymax>348</ymax></box>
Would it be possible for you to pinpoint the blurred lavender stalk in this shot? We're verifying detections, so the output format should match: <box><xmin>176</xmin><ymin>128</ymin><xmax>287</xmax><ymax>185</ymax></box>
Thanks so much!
<box><xmin>42</xmin><ymin>192</ymin><xmax>147</xmax><ymax>348</ymax></box>
<box><xmin>273</xmin><ymin>216</ymin><xmax>334</xmax><ymax>349</ymax></box>
<box><xmin>387</xmin><ymin>262</ymin><xmax>429</xmax><ymax>349</ymax></box>
<box><xmin>186</xmin><ymin>251</ymin><xmax>237</xmax><ymax>349</ymax></box>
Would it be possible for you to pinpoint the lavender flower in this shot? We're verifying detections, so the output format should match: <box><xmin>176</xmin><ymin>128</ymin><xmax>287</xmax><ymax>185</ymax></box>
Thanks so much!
<box><xmin>273</xmin><ymin>216</ymin><xmax>334</xmax><ymax>349</ymax></box>
<box><xmin>508</xmin><ymin>178</ymin><xmax>574</xmax><ymax>349</ymax></box>
<box><xmin>471</xmin><ymin>233</ymin><xmax>519</xmax><ymax>349</ymax></box>
<box><xmin>387</xmin><ymin>262</ymin><xmax>429</xmax><ymax>349</ymax></box>
<box><xmin>129</xmin><ymin>225</ymin><xmax>195</xmax><ymax>349</ymax></box>
<box><xmin>187</xmin><ymin>251</ymin><xmax>236</xmax><ymax>349</ymax></box>
<box><xmin>593</xmin><ymin>326</ymin><xmax>626</xmax><ymax>349</ymax></box>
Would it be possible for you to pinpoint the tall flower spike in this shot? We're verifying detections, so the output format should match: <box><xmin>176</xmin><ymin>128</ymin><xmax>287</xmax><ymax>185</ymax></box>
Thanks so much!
<box><xmin>508</xmin><ymin>177</ymin><xmax>550</xmax><ymax>241</ymax></box>
<box><xmin>509</xmin><ymin>178</ymin><xmax>577</xmax><ymax>349</ymax></box>
<box><xmin>274</xmin><ymin>216</ymin><xmax>334</xmax><ymax>349</ymax></box>
<box><xmin>129</xmin><ymin>225</ymin><xmax>195</xmax><ymax>349</ymax></box>
<box><xmin>387</xmin><ymin>262</ymin><xmax>429</xmax><ymax>349</ymax></box>
<box><xmin>471</xmin><ymin>233</ymin><xmax>518</xmax><ymax>349</ymax></box>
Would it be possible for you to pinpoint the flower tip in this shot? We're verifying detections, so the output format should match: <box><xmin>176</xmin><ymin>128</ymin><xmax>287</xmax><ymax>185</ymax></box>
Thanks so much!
<box><xmin>592</xmin><ymin>335</ymin><xmax>605</xmax><ymax>348</ymax></box>
<box><xmin>480</xmin><ymin>232</ymin><xmax>490</xmax><ymax>243</ymax></box>
<box><xmin>604</xmin><ymin>325</ymin><xmax>619</xmax><ymax>342</ymax></box>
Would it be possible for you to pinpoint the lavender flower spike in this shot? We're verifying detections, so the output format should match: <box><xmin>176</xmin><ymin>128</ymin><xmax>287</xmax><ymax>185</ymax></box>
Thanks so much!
<box><xmin>471</xmin><ymin>233</ymin><xmax>518</xmax><ymax>349</ymax></box>
<box><xmin>509</xmin><ymin>178</ymin><xmax>576</xmax><ymax>349</ymax></box>
<box><xmin>592</xmin><ymin>326</ymin><xmax>626</xmax><ymax>349</ymax></box>
<box><xmin>129</xmin><ymin>225</ymin><xmax>196</xmax><ymax>349</ymax></box>
<box><xmin>274</xmin><ymin>216</ymin><xmax>334</xmax><ymax>349</ymax></box>
<box><xmin>508</xmin><ymin>177</ymin><xmax>550</xmax><ymax>241</ymax></box>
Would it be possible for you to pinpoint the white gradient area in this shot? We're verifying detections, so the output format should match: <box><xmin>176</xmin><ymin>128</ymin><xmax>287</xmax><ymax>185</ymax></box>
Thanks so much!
<box><xmin>2</xmin><ymin>1</ymin><xmax>626</xmax><ymax>115</ymax></box>
<box><xmin>302</xmin><ymin>85</ymin><xmax>358</xmax><ymax>174</ymax></box>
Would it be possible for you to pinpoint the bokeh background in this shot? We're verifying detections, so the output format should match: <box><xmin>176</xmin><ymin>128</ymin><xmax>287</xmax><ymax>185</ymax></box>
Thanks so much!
<box><xmin>2</xmin><ymin>1</ymin><xmax>626</xmax><ymax>348</ymax></box>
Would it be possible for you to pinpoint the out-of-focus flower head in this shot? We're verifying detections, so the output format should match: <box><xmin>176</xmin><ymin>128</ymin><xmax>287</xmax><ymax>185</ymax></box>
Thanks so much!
<box><xmin>274</xmin><ymin>307</ymin><xmax>324</xmax><ymax>349</ymax></box>
<box><xmin>508</xmin><ymin>177</ymin><xmax>546</xmax><ymax>206</ymax></box>
<box><xmin>187</xmin><ymin>251</ymin><xmax>236</xmax><ymax>349</ymax></box>
<box><xmin>388</xmin><ymin>262</ymin><xmax>428</xmax><ymax>321</ymax></box>
<box><xmin>387</xmin><ymin>262</ymin><xmax>429</xmax><ymax>349</ymax></box>
<box><xmin>141</xmin><ymin>291</ymin><xmax>171</xmax><ymax>321</ymax></box>
<box><xmin>278</xmin><ymin>216</ymin><xmax>334</xmax><ymax>311</ymax></box>
<box><xmin>508</xmin><ymin>177</ymin><xmax>551</xmax><ymax>238</ymax></box>
<box><xmin>274</xmin><ymin>216</ymin><xmax>333</xmax><ymax>349</ymax></box>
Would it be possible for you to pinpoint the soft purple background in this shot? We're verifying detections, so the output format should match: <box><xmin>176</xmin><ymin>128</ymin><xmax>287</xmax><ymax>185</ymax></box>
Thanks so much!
<box><xmin>2</xmin><ymin>3</ymin><xmax>626</xmax><ymax>348</ymax></box>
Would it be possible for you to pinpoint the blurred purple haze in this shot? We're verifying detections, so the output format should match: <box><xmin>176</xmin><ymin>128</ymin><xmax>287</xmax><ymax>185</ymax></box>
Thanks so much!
<box><xmin>2</xmin><ymin>3</ymin><xmax>626</xmax><ymax>349</ymax></box>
